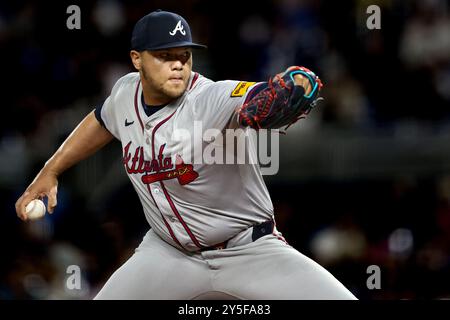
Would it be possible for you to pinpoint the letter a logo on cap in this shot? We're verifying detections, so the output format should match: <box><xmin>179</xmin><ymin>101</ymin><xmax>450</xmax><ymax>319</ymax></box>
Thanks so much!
<box><xmin>169</xmin><ymin>20</ymin><xmax>186</xmax><ymax>36</ymax></box>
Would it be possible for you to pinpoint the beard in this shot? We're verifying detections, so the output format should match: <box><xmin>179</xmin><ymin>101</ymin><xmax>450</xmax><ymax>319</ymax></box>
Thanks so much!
<box><xmin>141</xmin><ymin>67</ymin><xmax>187</xmax><ymax>102</ymax></box>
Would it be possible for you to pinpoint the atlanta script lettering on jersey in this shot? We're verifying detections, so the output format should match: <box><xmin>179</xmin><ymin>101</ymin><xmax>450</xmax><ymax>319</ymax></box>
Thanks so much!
<box><xmin>122</xmin><ymin>141</ymin><xmax>198</xmax><ymax>185</ymax></box>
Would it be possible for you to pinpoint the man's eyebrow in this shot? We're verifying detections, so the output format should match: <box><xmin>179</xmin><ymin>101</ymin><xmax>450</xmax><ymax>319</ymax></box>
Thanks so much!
<box><xmin>153</xmin><ymin>49</ymin><xmax>191</xmax><ymax>56</ymax></box>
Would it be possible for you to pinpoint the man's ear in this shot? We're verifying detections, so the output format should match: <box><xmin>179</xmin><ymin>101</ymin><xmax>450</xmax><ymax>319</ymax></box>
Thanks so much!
<box><xmin>130</xmin><ymin>50</ymin><xmax>141</xmax><ymax>70</ymax></box>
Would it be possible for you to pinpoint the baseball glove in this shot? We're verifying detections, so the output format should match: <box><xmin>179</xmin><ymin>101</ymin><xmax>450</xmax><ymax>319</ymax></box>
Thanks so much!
<box><xmin>238</xmin><ymin>66</ymin><xmax>323</xmax><ymax>130</ymax></box>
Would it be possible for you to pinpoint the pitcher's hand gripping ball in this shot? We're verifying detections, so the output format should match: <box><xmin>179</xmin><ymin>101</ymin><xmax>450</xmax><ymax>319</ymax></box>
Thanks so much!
<box><xmin>25</xmin><ymin>199</ymin><xmax>46</xmax><ymax>220</ymax></box>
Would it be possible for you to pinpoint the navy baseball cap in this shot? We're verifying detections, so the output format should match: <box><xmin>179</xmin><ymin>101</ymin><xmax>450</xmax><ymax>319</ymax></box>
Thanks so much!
<box><xmin>131</xmin><ymin>10</ymin><xmax>207</xmax><ymax>51</ymax></box>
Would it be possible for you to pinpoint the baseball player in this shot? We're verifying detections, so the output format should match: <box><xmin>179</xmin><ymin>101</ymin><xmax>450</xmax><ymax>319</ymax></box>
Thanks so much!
<box><xmin>15</xmin><ymin>10</ymin><xmax>356</xmax><ymax>300</ymax></box>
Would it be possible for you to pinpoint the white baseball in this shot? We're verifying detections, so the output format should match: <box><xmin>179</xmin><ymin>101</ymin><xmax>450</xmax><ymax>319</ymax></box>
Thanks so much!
<box><xmin>25</xmin><ymin>199</ymin><xmax>46</xmax><ymax>220</ymax></box>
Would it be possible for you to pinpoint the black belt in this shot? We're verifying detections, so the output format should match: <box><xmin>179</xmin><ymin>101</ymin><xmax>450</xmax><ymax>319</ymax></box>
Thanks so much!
<box><xmin>201</xmin><ymin>220</ymin><xmax>275</xmax><ymax>252</ymax></box>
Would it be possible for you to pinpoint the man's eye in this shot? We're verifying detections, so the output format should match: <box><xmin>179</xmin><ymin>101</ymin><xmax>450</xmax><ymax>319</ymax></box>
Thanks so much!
<box><xmin>156</xmin><ymin>52</ymin><xmax>169</xmax><ymax>59</ymax></box>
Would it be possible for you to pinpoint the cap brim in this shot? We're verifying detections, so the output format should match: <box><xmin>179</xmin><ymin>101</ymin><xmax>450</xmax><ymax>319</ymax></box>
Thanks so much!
<box><xmin>139</xmin><ymin>41</ymin><xmax>207</xmax><ymax>51</ymax></box>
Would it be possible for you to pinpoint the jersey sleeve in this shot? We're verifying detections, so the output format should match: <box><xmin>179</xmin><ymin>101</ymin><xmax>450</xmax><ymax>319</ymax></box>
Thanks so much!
<box><xmin>192</xmin><ymin>80</ymin><xmax>262</xmax><ymax>131</ymax></box>
<box><xmin>94</xmin><ymin>99</ymin><xmax>106</xmax><ymax>128</ymax></box>
<box><xmin>94</xmin><ymin>73</ymin><xmax>137</xmax><ymax>140</ymax></box>
<box><xmin>96</xmin><ymin>94</ymin><xmax>119</xmax><ymax>139</ymax></box>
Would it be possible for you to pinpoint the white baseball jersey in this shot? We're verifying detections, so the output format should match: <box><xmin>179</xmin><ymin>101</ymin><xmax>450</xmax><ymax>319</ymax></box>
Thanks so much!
<box><xmin>97</xmin><ymin>72</ymin><xmax>274</xmax><ymax>252</ymax></box>
<box><xmin>93</xmin><ymin>71</ymin><xmax>357</xmax><ymax>300</ymax></box>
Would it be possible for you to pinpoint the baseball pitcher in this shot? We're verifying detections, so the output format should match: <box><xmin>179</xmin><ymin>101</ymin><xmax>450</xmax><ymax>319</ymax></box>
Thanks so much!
<box><xmin>15</xmin><ymin>10</ymin><xmax>356</xmax><ymax>300</ymax></box>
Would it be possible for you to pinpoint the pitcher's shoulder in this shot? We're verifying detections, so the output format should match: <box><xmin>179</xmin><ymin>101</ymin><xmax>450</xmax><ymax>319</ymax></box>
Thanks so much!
<box><xmin>118</xmin><ymin>72</ymin><xmax>140</xmax><ymax>84</ymax></box>
<box><xmin>115</xmin><ymin>72</ymin><xmax>140</xmax><ymax>89</ymax></box>
<box><xmin>188</xmin><ymin>74</ymin><xmax>256</xmax><ymax>99</ymax></box>
<box><xmin>187</xmin><ymin>72</ymin><xmax>213</xmax><ymax>94</ymax></box>
<box><xmin>109</xmin><ymin>72</ymin><xmax>140</xmax><ymax>98</ymax></box>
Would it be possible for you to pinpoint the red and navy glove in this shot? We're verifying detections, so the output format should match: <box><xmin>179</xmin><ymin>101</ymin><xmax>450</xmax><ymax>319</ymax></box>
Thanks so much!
<box><xmin>238</xmin><ymin>66</ymin><xmax>323</xmax><ymax>130</ymax></box>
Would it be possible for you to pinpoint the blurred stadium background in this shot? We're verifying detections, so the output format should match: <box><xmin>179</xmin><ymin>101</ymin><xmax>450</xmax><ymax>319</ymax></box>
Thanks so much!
<box><xmin>1</xmin><ymin>0</ymin><xmax>450</xmax><ymax>299</ymax></box>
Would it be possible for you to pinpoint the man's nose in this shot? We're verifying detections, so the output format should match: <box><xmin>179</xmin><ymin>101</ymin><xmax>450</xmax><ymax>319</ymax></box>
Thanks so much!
<box><xmin>171</xmin><ymin>59</ymin><xmax>183</xmax><ymax>70</ymax></box>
